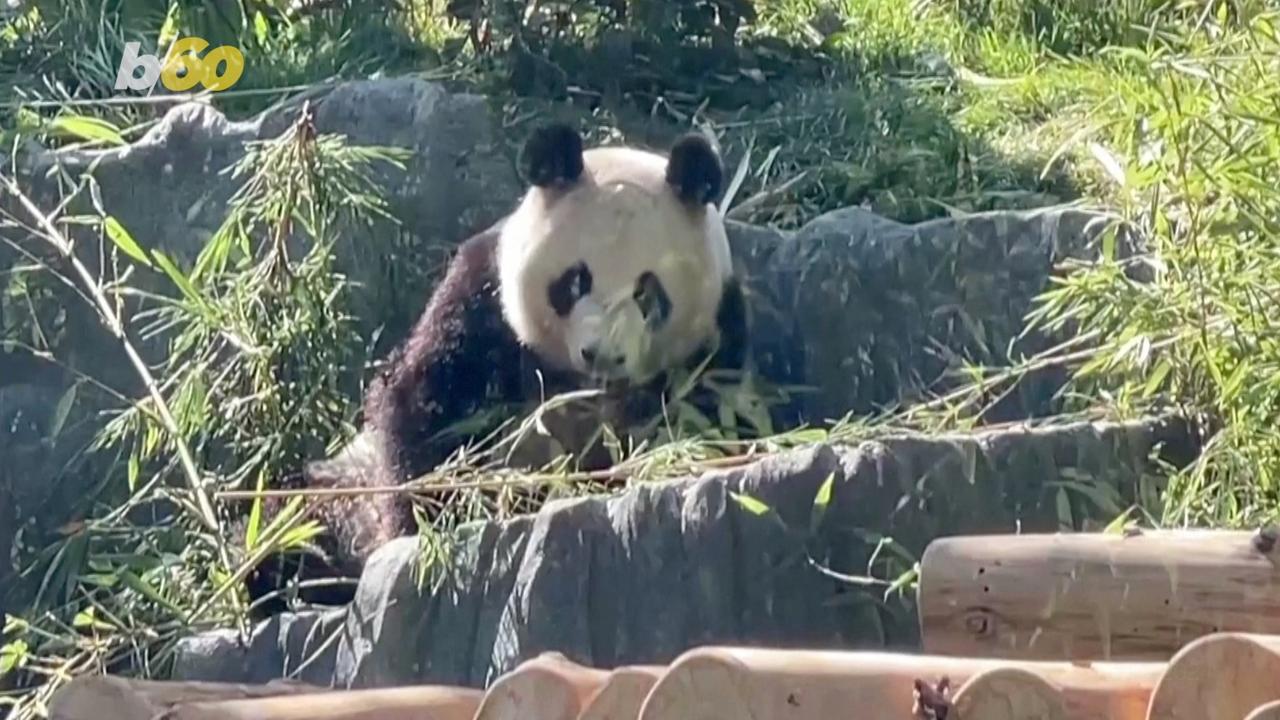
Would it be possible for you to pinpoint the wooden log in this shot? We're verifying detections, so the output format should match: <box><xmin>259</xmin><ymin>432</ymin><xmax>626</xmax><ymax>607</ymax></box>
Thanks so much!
<box><xmin>473</xmin><ymin>652</ymin><xmax>610</xmax><ymax>720</ymax></box>
<box><xmin>636</xmin><ymin>647</ymin><xmax>1164</xmax><ymax>720</ymax></box>
<box><xmin>950</xmin><ymin>668</ymin><xmax>1066</xmax><ymax>720</ymax></box>
<box><xmin>1246</xmin><ymin>700</ymin><xmax>1280</xmax><ymax>720</ymax></box>
<box><xmin>578</xmin><ymin>666</ymin><xmax>665</xmax><ymax>720</ymax></box>
<box><xmin>948</xmin><ymin>665</ymin><xmax>1153</xmax><ymax>720</ymax></box>
<box><xmin>919</xmin><ymin>529</ymin><xmax>1280</xmax><ymax>660</ymax></box>
<box><xmin>1146</xmin><ymin>633</ymin><xmax>1280</xmax><ymax>720</ymax></box>
<box><xmin>48</xmin><ymin>675</ymin><xmax>323</xmax><ymax>720</ymax></box>
<box><xmin>163</xmin><ymin>686</ymin><xmax>484</xmax><ymax>720</ymax></box>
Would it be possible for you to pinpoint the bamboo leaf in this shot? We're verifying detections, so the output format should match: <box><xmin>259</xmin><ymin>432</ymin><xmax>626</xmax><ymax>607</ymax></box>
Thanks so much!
<box><xmin>0</xmin><ymin>640</ymin><xmax>29</xmax><ymax>676</ymax></box>
<box><xmin>47</xmin><ymin>114</ymin><xmax>126</xmax><ymax>146</ymax></box>
<box><xmin>809</xmin><ymin>472</ymin><xmax>835</xmax><ymax>533</ymax></box>
<box><xmin>730</xmin><ymin>492</ymin><xmax>770</xmax><ymax>516</ymax></box>
<box><xmin>103</xmin><ymin>216</ymin><xmax>153</xmax><ymax>268</ymax></box>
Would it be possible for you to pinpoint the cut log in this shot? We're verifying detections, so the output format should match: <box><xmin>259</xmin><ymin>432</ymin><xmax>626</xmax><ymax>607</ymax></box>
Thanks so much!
<box><xmin>950</xmin><ymin>668</ymin><xmax>1066</xmax><ymax>720</ymax></box>
<box><xmin>949</xmin><ymin>664</ymin><xmax>1152</xmax><ymax>720</ymax></box>
<box><xmin>636</xmin><ymin>647</ymin><xmax>1164</xmax><ymax>720</ymax></box>
<box><xmin>473</xmin><ymin>652</ymin><xmax>610</xmax><ymax>720</ymax></box>
<box><xmin>919</xmin><ymin>530</ymin><xmax>1280</xmax><ymax>660</ymax></box>
<box><xmin>578</xmin><ymin>666</ymin><xmax>665</xmax><ymax>720</ymax></box>
<box><xmin>163</xmin><ymin>686</ymin><xmax>483</xmax><ymax>720</ymax></box>
<box><xmin>1146</xmin><ymin>633</ymin><xmax>1280</xmax><ymax>720</ymax></box>
<box><xmin>1246</xmin><ymin>700</ymin><xmax>1280</xmax><ymax>720</ymax></box>
<box><xmin>48</xmin><ymin>675</ymin><xmax>323</xmax><ymax>720</ymax></box>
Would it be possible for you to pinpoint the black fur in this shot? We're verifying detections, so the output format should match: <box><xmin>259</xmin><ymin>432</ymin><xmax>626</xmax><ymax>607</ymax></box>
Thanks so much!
<box><xmin>521</xmin><ymin>123</ymin><xmax>585</xmax><ymax>187</ymax></box>
<box><xmin>665</xmin><ymin>133</ymin><xmax>723</xmax><ymax>206</ymax></box>
<box><xmin>548</xmin><ymin>262</ymin><xmax>592</xmax><ymax>317</ymax></box>
<box><xmin>713</xmin><ymin>276</ymin><xmax>750</xmax><ymax>370</ymax></box>
<box><xmin>634</xmin><ymin>272</ymin><xmax>672</xmax><ymax>329</ymax></box>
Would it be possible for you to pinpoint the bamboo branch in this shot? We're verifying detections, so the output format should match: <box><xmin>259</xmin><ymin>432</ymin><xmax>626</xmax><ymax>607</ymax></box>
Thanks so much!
<box><xmin>0</xmin><ymin>171</ymin><xmax>221</xmax><ymax>535</ymax></box>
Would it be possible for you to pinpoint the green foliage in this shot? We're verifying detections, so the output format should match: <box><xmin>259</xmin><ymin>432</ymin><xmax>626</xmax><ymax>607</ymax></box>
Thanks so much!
<box><xmin>947</xmin><ymin>0</ymin><xmax>1261</xmax><ymax>56</ymax></box>
<box><xmin>891</xmin><ymin>3</ymin><xmax>1280</xmax><ymax>530</ymax></box>
<box><xmin>1024</xmin><ymin>11</ymin><xmax>1280</xmax><ymax>527</ymax></box>
<box><xmin>99</xmin><ymin>106</ymin><xmax>407</xmax><ymax>493</ymax></box>
<box><xmin>729</xmin><ymin>474</ymin><xmax>920</xmax><ymax>638</ymax></box>
<box><xmin>0</xmin><ymin>107</ymin><xmax>406</xmax><ymax>718</ymax></box>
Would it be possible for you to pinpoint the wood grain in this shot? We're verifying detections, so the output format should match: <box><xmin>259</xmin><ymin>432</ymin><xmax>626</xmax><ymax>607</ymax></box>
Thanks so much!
<box><xmin>474</xmin><ymin>652</ymin><xmax>610</xmax><ymax>720</ymax></box>
<box><xmin>919</xmin><ymin>530</ymin><xmax>1280</xmax><ymax>660</ymax></box>
<box><xmin>1146</xmin><ymin>633</ymin><xmax>1280</xmax><ymax>720</ymax></box>
<box><xmin>951</xmin><ymin>668</ymin><xmax>1066</xmax><ymax>720</ymax></box>
<box><xmin>164</xmin><ymin>686</ymin><xmax>483</xmax><ymax>720</ymax></box>
<box><xmin>636</xmin><ymin>647</ymin><xmax>1163</xmax><ymax>720</ymax></box>
<box><xmin>579</xmin><ymin>666</ymin><xmax>666</xmax><ymax>720</ymax></box>
<box><xmin>1245</xmin><ymin>699</ymin><xmax>1280</xmax><ymax>720</ymax></box>
<box><xmin>48</xmin><ymin>676</ymin><xmax>323</xmax><ymax>720</ymax></box>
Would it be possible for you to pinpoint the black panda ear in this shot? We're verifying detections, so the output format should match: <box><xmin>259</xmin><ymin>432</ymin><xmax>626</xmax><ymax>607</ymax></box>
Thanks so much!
<box><xmin>521</xmin><ymin>123</ymin><xmax>585</xmax><ymax>188</ymax></box>
<box><xmin>665</xmin><ymin>132</ymin><xmax>723</xmax><ymax>206</ymax></box>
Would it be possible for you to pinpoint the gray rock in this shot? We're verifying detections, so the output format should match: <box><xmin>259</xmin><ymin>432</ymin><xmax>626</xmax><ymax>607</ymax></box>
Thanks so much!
<box><xmin>743</xmin><ymin>204</ymin><xmax>1127</xmax><ymax>422</ymax></box>
<box><xmin>171</xmin><ymin>415</ymin><xmax>1193</xmax><ymax>688</ymax></box>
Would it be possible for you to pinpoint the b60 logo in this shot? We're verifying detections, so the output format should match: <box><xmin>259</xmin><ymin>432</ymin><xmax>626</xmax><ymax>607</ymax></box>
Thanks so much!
<box><xmin>114</xmin><ymin>38</ymin><xmax>245</xmax><ymax>93</ymax></box>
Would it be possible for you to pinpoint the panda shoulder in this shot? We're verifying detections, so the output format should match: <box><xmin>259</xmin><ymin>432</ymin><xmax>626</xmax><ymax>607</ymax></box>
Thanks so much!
<box><xmin>423</xmin><ymin>218</ymin><xmax>506</xmax><ymax>303</ymax></box>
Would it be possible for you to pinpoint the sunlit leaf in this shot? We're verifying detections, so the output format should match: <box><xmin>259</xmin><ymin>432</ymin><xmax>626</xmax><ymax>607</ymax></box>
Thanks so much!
<box><xmin>809</xmin><ymin>472</ymin><xmax>835</xmax><ymax>533</ymax></box>
<box><xmin>0</xmin><ymin>640</ymin><xmax>29</xmax><ymax>675</ymax></box>
<box><xmin>103</xmin><ymin>216</ymin><xmax>153</xmax><ymax>268</ymax></box>
<box><xmin>730</xmin><ymin>492</ymin><xmax>770</xmax><ymax>516</ymax></box>
<box><xmin>46</xmin><ymin>114</ymin><xmax>125</xmax><ymax>146</ymax></box>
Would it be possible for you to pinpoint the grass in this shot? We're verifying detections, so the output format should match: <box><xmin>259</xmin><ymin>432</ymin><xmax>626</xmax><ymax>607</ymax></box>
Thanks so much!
<box><xmin>2</xmin><ymin>0</ymin><xmax>1280</xmax><ymax>714</ymax></box>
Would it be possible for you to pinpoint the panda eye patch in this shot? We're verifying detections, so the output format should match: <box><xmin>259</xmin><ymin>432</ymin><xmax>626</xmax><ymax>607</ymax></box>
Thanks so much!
<box><xmin>548</xmin><ymin>262</ymin><xmax>593</xmax><ymax>317</ymax></box>
<box><xmin>633</xmin><ymin>272</ymin><xmax>672</xmax><ymax>328</ymax></box>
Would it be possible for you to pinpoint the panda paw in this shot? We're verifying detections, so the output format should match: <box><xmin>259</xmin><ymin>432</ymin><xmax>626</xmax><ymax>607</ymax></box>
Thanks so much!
<box><xmin>522</xmin><ymin>123</ymin><xmax>585</xmax><ymax>187</ymax></box>
<box><xmin>666</xmin><ymin>132</ymin><xmax>723</xmax><ymax>206</ymax></box>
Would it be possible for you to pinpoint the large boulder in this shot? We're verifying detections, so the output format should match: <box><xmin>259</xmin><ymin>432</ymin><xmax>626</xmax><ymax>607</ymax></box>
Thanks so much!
<box><xmin>738</xmin><ymin>205</ymin><xmax>1126</xmax><ymax>424</ymax></box>
<box><xmin>170</xmin><ymin>415</ymin><xmax>1193</xmax><ymax>688</ymax></box>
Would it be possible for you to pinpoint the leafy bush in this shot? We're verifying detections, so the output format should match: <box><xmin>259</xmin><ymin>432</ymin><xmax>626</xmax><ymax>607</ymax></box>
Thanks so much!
<box><xmin>1027</xmin><ymin>10</ymin><xmax>1280</xmax><ymax>527</ymax></box>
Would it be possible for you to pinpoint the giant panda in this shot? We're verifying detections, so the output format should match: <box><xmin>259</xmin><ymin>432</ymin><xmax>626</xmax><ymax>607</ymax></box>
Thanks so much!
<box><xmin>242</xmin><ymin>122</ymin><xmax>749</xmax><ymax>616</ymax></box>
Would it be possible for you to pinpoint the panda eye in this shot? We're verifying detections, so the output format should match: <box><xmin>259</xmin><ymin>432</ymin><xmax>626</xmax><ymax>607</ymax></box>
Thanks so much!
<box><xmin>633</xmin><ymin>272</ymin><xmax>671</xmax><ymax>328</ymax></box>
<box><xmin>548</xmin><ymin>262</ymin><xmax>592</xmax><ymax>317</ymax></box>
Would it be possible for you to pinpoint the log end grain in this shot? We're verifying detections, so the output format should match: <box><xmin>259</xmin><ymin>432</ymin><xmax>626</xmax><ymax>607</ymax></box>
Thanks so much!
<box><xmin>474</xmin><ymin>652</ymin><xmax>610</xmax><ymax>720</ymax></box>
<box><xmin>1147</xmin><ymin>633</ymin><xmax>1280</xmax><ymax>720</ymax></box>
<box><xmin>950</xmin><ymin>667</ymin><xmax>1066</xmax><ymax>720</ymax></box>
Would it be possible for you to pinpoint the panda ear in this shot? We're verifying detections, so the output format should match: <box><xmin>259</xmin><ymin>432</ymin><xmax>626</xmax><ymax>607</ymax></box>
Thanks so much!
<box><xmin>666</xmin><ymin>132</ymin><xmax>723</xmax><ymax>207</ymax></box>
<box><xmin>521</xmin><ymin>123</ymin><xmax>585</xmax><ymax>188</ymax></box>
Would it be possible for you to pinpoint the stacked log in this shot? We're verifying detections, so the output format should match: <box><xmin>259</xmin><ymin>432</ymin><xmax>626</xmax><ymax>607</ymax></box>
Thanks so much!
<box><xmin>46</xmin><ymin>529</ymin><xmax>1280</xmax><ymax>720</ymax></box>
<box><xmin>635</xmin><ymin>647</ymin><xmax>1162</xmax><ymax>720</ymax></box>
<box><xmin>918</xmin><ymin>530</ymin><xmax>1280</xmax><ymax>661</ymax></box>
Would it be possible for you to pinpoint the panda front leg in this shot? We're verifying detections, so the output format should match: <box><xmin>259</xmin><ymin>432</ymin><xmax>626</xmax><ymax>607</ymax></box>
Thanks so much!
<box><xmin>358</xmin><ymin>221</ymin><xmax>528</xmax><ymax>502</ymax></box>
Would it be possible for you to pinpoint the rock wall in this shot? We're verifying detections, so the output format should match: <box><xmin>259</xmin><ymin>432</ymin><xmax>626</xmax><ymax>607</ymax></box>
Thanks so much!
<box><xmin>1</xmin><ymin>76</ymin><xmax>1154</xmax><ymax>639</ymax></box>
<box><xmin>171</xmin><ymin>416</ymin><xmax>1192</xmax><ymax>688</ymax></box>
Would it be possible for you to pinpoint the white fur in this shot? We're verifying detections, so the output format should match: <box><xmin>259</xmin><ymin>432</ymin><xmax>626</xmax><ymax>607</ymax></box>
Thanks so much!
<box><xmin>497</xmin><ymin>146</ymin><xmax>732</xmax><ymax>383</ymax></box>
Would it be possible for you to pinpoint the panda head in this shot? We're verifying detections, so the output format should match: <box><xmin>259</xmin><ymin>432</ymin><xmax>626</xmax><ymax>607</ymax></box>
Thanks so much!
<box><xmin>498</xmin><ymin>123</ymin><xmax>733</xmax><ymax>384</ymax></box>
